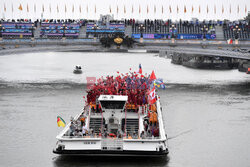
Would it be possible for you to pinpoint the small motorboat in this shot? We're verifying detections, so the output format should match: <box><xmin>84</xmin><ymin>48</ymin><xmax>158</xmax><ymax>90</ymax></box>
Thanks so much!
<box><xmin>73</xmin><ymin>66</ymin><xmax>82</xmax><ymax>74</ymax></box>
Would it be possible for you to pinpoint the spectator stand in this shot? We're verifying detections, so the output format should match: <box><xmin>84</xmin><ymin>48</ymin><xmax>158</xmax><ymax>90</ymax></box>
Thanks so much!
<box><xmin>0</xmin><ymin>21</ymin><xmax>34</xmax><ymax>39</ymax></box>
<box><xmin>40</xmin><ymin>22</ymin><xmax>80</xmax><ymax>39</ymax></box>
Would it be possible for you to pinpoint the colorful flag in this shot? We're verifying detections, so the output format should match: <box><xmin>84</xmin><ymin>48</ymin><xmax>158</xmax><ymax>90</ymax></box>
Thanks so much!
<box><xmin>154</xmin><ymin>79</ymin><xmax>165</xmax><ymax>89</ymax></box>
<box><xmin>169</xmin><ymin>5</ymin><xmax>172</xmax><ymax>13</ymax></box>
<box><xmin>192</xmin><ymin>5</ymin><xmax>194</xmax><ymax>13</ymax></box>
<box><xmin>148</xmin><ymin>86</ymin><xmax>156</xmax><ymax>104</ymax></box>
<box><xmin>222</xmin><ymin>5</ymin><xmax>224</xmax><ymax>14</ymax></box>
<box><xmin>184</xmin><ymin>5</ymin><xmax>187</xmax><ymax>13</ymax></box>
<box><xmin>199</xmin><ymin>5</ymin><xmax>201</xmax><ymax>13</ymax></box>
<box><xmin>245</xmin><ymin>5</ymin><xmax>247</xmax><ymax>13</ymax></box>
<box><xmin>18</xmin><ymin>4</ymin><xmax>23</xmax><ymax>11</ymax></box>
<box><xmin>57</xmin><ymin>116</ymin><xmax>66</xmax><ymax>127</ymax></box>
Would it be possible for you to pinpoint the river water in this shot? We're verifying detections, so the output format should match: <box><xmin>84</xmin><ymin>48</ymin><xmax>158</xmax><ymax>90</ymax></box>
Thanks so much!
<box><xmin>0</xmin><ymin>52</ymin><xmax>249</xmax><ymax>167</ymax></box>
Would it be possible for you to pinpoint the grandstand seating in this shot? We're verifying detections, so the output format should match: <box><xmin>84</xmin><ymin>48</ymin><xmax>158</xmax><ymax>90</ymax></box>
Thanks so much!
<box><xmin>0</xmin><ymin>22</ymin><xmax>34</xmax><ymax>38</ymax></box>
<box><xmin>223</xmin><ymin>24</ymin><xmax>250</xmax><ymax>40</ymax></box>
<box><xmin>40</xmin><ymin>23</ymin><xmax>80</xmax><ymax>38</ymax></box>
<box><xmin>132</xmin><ymin>22</ymin><xmax>216</xmax><ymax>39</ymax></box>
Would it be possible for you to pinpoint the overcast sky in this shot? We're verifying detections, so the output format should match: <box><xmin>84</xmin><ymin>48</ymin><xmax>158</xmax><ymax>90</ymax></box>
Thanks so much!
<box><xmin>0</xmin><ymin>0</ymin><xmax>249</xmax><ymax>21</ymax></box>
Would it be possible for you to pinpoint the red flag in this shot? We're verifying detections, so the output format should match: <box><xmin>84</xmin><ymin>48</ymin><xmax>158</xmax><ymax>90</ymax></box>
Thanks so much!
<box><xmin>199</xmin><ymin>5</ymin><xmax>201</xmax><ymax>13</ymax></box>
<box><xmin>148</xmin><ymin>86</ymin><xmax>156</xmax><ymax>104</ymax></box>
<box><xmin>184</xmin><ymin>5</ymin><xmax>187</xmax><ymax>13</ymax></box>
<box><xmin>139</xmin><ymin>64</ymin><xmax>142</xmax><ymax>74</ymax></box>
<box><xmin>150</xmin><ymin>71</ymin><xmax>156</xmax><ymax>80</ymax></box>
<box><xmin>192</xmin><ymin>5</ymin><xmax>194</xmax><ymax>13</ymax></box>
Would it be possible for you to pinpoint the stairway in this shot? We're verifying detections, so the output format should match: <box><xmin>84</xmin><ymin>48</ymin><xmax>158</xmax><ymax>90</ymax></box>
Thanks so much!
<box><xmin>125</xmin><ymin>25</ymin><xmax>132</xmax><ymax>37</ymax></box>
<box><xmin>34</xmin><ymin>24</ymin><xmax>41</xmax><ymax>38</ymax></box>
<box><xmin>215</xmin><ymin>26</ymin><xmax>224</xmax><ymax>40</ymax></box>
<box><xmin>124</xmin><ymin>119</ymin><xmax>139</xmax><ymax>135</ymax></box>
<box><xmin>89</xmin><ymin>118</ymin><xmax>102</xmax><ymax>134</ymax></box>
<box><xmin>79</xmin><ymin>26</ymin><xmax>86</xmax><ymax>38</ymax></box>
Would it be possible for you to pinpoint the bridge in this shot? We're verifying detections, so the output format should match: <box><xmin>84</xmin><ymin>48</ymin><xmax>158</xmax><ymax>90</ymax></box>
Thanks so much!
<box><xmin>1</xmin><ymin>38</ymin><xmax>249</xmax><ymax>61</ymax></box>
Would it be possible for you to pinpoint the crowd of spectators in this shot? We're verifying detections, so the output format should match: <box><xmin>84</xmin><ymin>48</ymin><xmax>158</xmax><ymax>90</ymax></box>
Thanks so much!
<box><xmin>0</xmin><ymin>18</ymin><xmax>249</xmax><ymax>40</ymax></box>
<box><xmin>223</xmin><ymin>20</ymin><xmax>250</xmax><ymax>40</ymax></box>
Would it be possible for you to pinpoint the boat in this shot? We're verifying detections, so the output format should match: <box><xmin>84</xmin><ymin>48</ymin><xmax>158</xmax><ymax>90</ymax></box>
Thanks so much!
<box><xmin>73</xmin><ymin>66</ymin><xmax>82</xmax><ymax>74</ymax></box>
<box><xmin>53</xmin><ymin>71</ymin><xmax>168</xmax><ymax>157</ymax></box>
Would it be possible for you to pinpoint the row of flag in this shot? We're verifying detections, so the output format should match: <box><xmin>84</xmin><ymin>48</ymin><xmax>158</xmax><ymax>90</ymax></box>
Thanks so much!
<box><xmin>2</xmin><ymin>3</ymin><xmax>248</xmax><ymax>14</ymax></box>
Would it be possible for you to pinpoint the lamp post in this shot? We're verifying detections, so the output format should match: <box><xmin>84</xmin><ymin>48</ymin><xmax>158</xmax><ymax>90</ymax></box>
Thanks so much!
<box><xmin>200</xmin><ymin>25</ymin><xmax>208</xmax><ymax>41</ymax></box>
<box><xmin>170</xmin><ymin>24</ymin><xmax>176</xmax><ymax>43</ymax></box>
<box><xmin>233</xmin><ymin>25</ymin><xmax>241</xmax><ymax>45</ymax></box>
<box><xmin>138</xmin><ymin>24</ymin><xmax>145</xmax><ymax>43</ymax></box>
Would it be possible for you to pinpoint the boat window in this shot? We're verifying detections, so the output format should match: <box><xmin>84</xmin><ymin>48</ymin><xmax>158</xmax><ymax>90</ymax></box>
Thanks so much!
<box><xmin>100</xmin><ymin>101</ymin><xmax>125</xmax><ymax>109</ymax></box>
